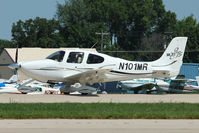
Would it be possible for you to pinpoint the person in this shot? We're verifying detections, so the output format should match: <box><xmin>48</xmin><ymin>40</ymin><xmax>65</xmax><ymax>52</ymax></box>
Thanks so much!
<box><xmin>77</xmin><ymin>56</ymin><xmax>82</xmax><ymax>63</ymax></box>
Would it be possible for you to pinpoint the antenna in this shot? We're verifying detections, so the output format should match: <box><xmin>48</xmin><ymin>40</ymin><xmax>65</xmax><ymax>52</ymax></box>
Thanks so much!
<box><xmin>91</xmin><ymin>42</ymin><xmax>98</xmax><ymax>48</ymax></box>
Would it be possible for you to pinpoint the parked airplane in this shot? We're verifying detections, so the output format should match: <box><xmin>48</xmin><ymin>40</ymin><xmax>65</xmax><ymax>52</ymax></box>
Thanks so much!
<box><xmin>116</xmin><ymin>78</ymin><xmax>157</xmax><ymax>94</ymax></box>
<box><xmin>116</xmin><ymin>77</ymin><xmax>199</xmax><ymax>93</ymax></box>
<box><xmin>8</xmin><ymin>37</ymin><xmax>188</xmax><ymax>94</ymax></box>
<box><xmin>0</xmin><ymin>82</ymin><xmax>21</xmax><ymax>94</ymax></box>
<box><xmin>0</xmin><ymin>75</ymin><xmax>21</xmax><ymax>94</ymax></box>
<box><xmin>0</xmin><ymin>75</ymin><xmax>18</xmax><ymax>84</ymax></box>
<box><xmin>0</xmin><ymin>80</ymin><xmax>60</xmax><ymax>94</ymax></box>
<box><xmin>0</xmin><ymin>76</ymin><xmax>60</xmax><ymax>94</ymax></box>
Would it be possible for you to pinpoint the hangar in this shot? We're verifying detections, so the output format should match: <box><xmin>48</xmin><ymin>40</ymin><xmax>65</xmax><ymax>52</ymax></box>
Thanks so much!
<box><xmin>180</xmin><ymin>63</ymin><xmax>199</xmax><ymax>86</ymax></box>
<box><xmin>0</xmin><ymin>48</ymin><xmax>96</xmax><ymax>80</ymax></box>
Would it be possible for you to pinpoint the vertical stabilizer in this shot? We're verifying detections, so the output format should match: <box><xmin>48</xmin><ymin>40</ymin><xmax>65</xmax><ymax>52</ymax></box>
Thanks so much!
<box><xmin>152</xmin><ymin>37</ymin><xmax>188</xmax><ymax>78</ymax></box>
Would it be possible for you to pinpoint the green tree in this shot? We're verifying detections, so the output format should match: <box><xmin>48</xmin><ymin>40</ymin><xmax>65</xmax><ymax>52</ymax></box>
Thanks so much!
<box><xmin>56</xmin><ymin>0</ymin><xmax>105</xmax><ymax>49</ymax></box>
<box><xmin>0</xmin><ymin>39</ymin><xmax>15</xmax><ymax>54</ymax></box>
<box><xmin>172</xmin><ymin>15</ymin><xmax>199</xmax><ymax>62</ymax></box>
<box><xmin>56</xmin><ymin>0</ymin><xmax>179</xmax><ymax>61</ymax></box>
<box><xmin>11</xmin><ymin>17</ymin><xmax>65</xmax><ymax>48</ymax></box>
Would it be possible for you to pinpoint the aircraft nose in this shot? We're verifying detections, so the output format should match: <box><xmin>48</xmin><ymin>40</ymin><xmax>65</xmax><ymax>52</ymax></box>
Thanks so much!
<box><xmin>8</xmin><ymin>63</ymin><xmax>21</xmax><ymax>69</ymax></box>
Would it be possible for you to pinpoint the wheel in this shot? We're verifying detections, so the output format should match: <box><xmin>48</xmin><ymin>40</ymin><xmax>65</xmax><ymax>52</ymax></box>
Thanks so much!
<box><xmin>81</xmin><ymin>93</ymin><xmax>88</xmax><ymax>95</ymax></box>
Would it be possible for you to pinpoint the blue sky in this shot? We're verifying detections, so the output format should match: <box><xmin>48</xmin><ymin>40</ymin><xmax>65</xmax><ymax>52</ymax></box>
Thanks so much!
<box><xmin>163</xmin><ymin>0</ymin><xmax>199</xmax><ymax>20</ymax></box>
<box><xmin>0</xmin><ymin>0</ymin><xmax>65</xmax><ymax>40</ymax></box>
<box><xmin>0</xmin><ymin>0</ymin><xmax>199</xmax><ymax>40</ymax></box>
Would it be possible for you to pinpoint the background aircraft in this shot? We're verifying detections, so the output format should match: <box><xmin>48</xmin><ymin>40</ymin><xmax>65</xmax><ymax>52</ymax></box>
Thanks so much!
<box><xmin>8</xmin><ymin>37</ymin><xmax>188</xmax><ymax>95</ymax></box>
<box><xmin>0</xmin><ymin>76</ymin><xmax>60</xmax><ymax>94</ymax></box>
<box><xmin>0</xmin><ymin>75</ymin><xmax>18</xmax><ymax>84</ymax></box>
<box><xmin>116</xmin><ymin>77</ymin><xmax>199</xmax><ymax>94</ymax></box>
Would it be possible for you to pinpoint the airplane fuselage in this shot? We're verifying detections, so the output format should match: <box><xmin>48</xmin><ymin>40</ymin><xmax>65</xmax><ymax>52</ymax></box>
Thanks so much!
<box><xmin>18</xmin><ymin>50</ymin><xmax>172</xmax><ymax>84</ymax></box>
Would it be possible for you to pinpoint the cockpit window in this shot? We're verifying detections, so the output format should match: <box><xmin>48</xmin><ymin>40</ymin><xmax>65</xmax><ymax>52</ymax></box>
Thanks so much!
<box><xmin>67</xmin><ymin>52</ymin><xmax>84</xmax><ymax>63</ymax></box>
<box><xmin>87</xmin><ymin>54</ymin><xmax>104</xmax><ymax>64</ymax></box>
<box><xmin>46</xmin><ymin>51</ymin><xmax>65</xmax><ymax>62</ymax></box>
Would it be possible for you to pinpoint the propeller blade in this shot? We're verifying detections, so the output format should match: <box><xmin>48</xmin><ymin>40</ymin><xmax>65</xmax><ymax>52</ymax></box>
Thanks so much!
<box><xmin>0</xmin><ymin>64</ymin><xmax>11</xmax><ymax>66</ymax></box>
<box><xmin>15</xmin><ymin>45</ymin><xmax>18</xmax><ymax>63</ymax></box>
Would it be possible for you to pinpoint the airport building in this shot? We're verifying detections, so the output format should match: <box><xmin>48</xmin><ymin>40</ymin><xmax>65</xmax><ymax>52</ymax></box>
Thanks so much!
<box><xmin>180</xmin><ymin>63</ymin><xmax>199</xmax><ymax>86</ymax></box>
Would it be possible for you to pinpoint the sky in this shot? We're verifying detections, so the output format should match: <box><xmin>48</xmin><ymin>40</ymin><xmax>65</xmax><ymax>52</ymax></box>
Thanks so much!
<box><xmin>0</xmin><ymin>0</ymin><xmax>199</xmax><ymax>41</ymax></box>
<box><xmin>163</xmin><ymin>0</ymin><xmax>199</xmax><ymax>20</ymax></box>
<box><xmin>0</xmin><ymin>0</ymin><xmax>65</xmax><ymax>40</ymax></box>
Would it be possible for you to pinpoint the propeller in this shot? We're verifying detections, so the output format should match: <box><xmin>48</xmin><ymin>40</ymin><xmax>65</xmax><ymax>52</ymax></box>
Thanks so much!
<box><xmin>15</xmin><ymin>44</ymin><xmax>18</xmax><ymax>63</ymax></box>
<box><xmin>9</xmin><ymin>44</ymin><xmax>21</xmax><ymax>70</ymax></box>
<box><xmin>0</xmin><ymin>44</ymin><xmax>20</xmax><ymax>82</ymax></box>
<box><xmin>9</xmin><ymin>45</ymin><xmax>21</xmax><ymax>81</ymax></box>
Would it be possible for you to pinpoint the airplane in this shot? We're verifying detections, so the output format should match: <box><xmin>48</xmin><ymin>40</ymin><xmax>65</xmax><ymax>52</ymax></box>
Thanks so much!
<box><xmin>116</xmin><ymin>77</ymin><xmax>199</xmax><ymax>94</ymax></box>
<box><xmin>156</xmin><ymin>78</ymin><xmax>199</xmax><ymax>93</ymax></box>
<box><xmin>0</xmin><ymin>79</ymin><xmax>60</xmax><ymax>94</ymax></box>
<box><xmin>0</xmin><ymin>75</ymin><xmax>18</xmax><ymax>84</ymax></box>
<box><xmin>116</xmin><ymin>78</ymin><xmax>157</xmax><ymax>94</ymax></box>
<box><xmin>0</xmin><ymin>75</ymin><xmax>60</xmax><ymax>94</ymax></box>
<box><xmin>8</xmin><ymin>37</ymin><xmax>188</xmax><ymax>95</ymax></box>
<box><xmin>0</xmin><ymin>82</ymin><xmax>21</xmax><ymax>94</ymax></box>
<box><xmin>0</xmin><ymin>75</ymin><xmax>22</xmax><ymax>94</ymax></box>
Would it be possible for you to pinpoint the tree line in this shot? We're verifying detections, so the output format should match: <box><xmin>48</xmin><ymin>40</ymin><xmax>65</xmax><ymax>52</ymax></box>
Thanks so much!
<box><xmin>1</xmin><ymin>0</ymin><xmax>199</xmax><ymax>62</ymax></box>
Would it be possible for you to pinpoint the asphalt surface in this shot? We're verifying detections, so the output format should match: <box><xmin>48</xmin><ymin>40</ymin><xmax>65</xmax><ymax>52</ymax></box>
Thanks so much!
<box><xmin>0</xmin><ymin>94</ymin><xmax>199</xmax><ymax>103</ymax></box>
<box><xmin>0</xmin><ymin>119</ymin><xmax>199</xmax><ymax>133</ymax></box>
<box><xmin>1</xmin><ymin>94</ymin><xmax>199</xmax><ymax>133</ymax></box>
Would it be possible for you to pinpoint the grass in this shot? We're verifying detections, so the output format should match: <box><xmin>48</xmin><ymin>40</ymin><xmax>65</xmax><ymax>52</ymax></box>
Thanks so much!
<box><xmin>0</xmin><ymin>103</ymin><xmax>199</xmax><ymax>119</ymax></box>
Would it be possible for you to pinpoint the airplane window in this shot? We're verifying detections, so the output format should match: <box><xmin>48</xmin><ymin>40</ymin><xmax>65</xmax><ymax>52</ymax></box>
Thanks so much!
<box><xmin>87</xmin><ymin>54</ymin><xmax>104</xmax><ymax>64</ymax></box>
<box><xmin>67</xmin><ymin>52</ymin><xmax>84</xmax><ymax>63</ymax></box>
<box><xmin>46</xmin><ymin>51</ymin><xmax>65</xmax><ymax>62</ymax></box>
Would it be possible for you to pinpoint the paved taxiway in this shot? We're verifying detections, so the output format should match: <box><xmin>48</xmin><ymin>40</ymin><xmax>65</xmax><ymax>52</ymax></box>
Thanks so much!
<box><xmin>0</xmin><ymin>119</ymin><xmax>199</xmax><ymax>133</ymax></box>
<box><xmin>1</xmin><ymin>94</ymin><xmax>199</xmax><ymax>133</ymax></box>
<box><xmin>0</xmin><ymin>94</ymin><xmax>199</xmax><ymax>103</ymax></box>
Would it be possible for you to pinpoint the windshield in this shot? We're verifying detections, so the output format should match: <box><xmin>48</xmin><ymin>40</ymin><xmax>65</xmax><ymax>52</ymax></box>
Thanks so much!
<box><xmin>46</xmin><ymin>51</ymin><xmax>65</xmax><ymax>62</ymax></box>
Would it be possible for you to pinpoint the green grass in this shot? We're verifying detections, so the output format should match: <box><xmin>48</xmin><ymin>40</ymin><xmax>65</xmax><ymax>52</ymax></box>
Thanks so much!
<box><xmin>0</xmin><ymin>103</ymin><xmax>199</xmax><ymax>119</ymax></box>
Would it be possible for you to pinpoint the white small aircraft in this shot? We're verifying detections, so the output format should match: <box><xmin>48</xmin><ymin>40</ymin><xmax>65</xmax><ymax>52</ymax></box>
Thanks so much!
<box><xmin>0</xmin><ymin>75</ymin><xmax>18</xmax><ymax>84</ymax></box>
<box><xmin>9</xmin><ymin>37</ymin><xmax>188</xmax><ymax>94</ymax></box>
<box><xmin>0</xmin><ymin>83</ymin><xmax>21</xmax><ymax>94</ymax></box>
<box><xmin>0</xmin><ymin>79</ymin><xmax>60</xmax><ymax>95</ymax></box>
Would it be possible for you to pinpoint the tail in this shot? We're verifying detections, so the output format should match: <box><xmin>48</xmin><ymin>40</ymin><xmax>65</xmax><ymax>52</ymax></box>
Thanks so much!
<box><xmin>152</xmin><ymin>37</ymin><xmax>188</xmax><ymax>78</ymax></box>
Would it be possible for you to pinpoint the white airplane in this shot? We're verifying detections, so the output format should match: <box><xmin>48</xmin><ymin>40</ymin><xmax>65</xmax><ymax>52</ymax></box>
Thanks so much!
<box><xmin>0</xmin><ymin>83</ymin><xmax>21</xmax><ymax>94</ymax></box>
<box><xmin>0</xmin><ymin>75</ymin><xmax>18</xmax><ymax>84</ymax></box>
<box><xmin>8</xmin><ymin>37</ymin><xmax>188</xmax><ymax>94</ymax></box>
<box><xmin>0</xmin><ymin>80</ymin><xmax>60</xmax><ymax>95</ymax></box>
<box><xmin>0</xmin><ymin>75</ymin><xmax>21</xmax><ymax>94</ymax></box>
<box><xmin>117</xmin><ymin>77</ymin><xmax>199</xmax><ymax>94</ymax></box>
<box><xmin>0</xmin><ymin>76</ymin><xmax>60</xmax><ymax>94</ymax></box>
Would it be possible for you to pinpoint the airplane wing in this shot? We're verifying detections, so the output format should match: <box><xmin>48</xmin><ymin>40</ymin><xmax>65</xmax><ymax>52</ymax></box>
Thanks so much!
<box><xmin>171</xmin><ymin>79</ymin><xmax>196</xmax><ymax>83</ymax></box>
<box><xmin>131</xmin><ymin>83</ymin><xmax>156</xmax><ymax>93</ymax></box>
<box><xmin>117</xmin><ymin>81</ymin><xmax>156</xmax><ymax>94</ymax></box>
<box><xmin>64</xmin><ymin>69</ymin><xmax>111</xmax><ymax>85</ymax></box>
